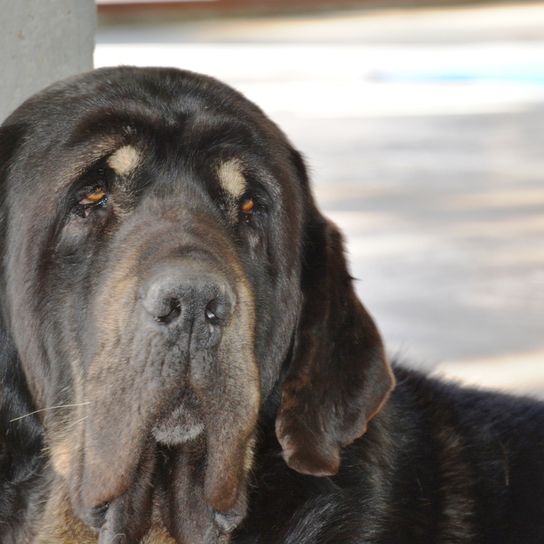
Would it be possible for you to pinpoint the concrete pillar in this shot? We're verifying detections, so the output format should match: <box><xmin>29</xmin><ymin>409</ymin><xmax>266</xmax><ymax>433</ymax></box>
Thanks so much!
<box><xmin>0</xmin><ymin>0</ymin><xmax>96</xmax><ymax>122</ymax></box>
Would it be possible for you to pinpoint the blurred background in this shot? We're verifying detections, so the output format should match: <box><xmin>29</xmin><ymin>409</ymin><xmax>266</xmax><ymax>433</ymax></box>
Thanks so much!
<box><xmin>71</xmin><ymin>1</ymin><xmax>544</xmax><ymax>395</ymax></box>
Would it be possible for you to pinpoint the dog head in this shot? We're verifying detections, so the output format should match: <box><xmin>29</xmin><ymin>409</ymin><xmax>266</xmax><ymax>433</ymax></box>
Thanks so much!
<box><xmin>0</xmin><ymin>67</ymin><xmax>394</xmax><ymax>541</ymax></box>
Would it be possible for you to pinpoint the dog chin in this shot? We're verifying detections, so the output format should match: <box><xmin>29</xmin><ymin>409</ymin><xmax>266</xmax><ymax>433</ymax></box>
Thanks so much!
<box><xmin>152</xmin><ymin>403</ymin><xmax>205</xmax><ymax>446</ymax></box>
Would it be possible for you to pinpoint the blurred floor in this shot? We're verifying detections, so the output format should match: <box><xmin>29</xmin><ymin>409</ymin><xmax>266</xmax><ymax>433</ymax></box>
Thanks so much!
<box><xmin>95</xmin><ymin>2</ymin><xmax>544</xmax><ymax>396</ymax></box>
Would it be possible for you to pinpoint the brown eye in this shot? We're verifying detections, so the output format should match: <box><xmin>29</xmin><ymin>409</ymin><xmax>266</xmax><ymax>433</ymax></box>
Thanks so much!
<box><xmin>240</xmin><ymin>197</ymin><xmax>254</xmax><ymax>216</ymax></box>
<box><xmin>80</xmin><ymin>187</ymin><xmax>107</xmax><ymax>206</ymax></box>
<box><xmin>75</xmin><ymin>185</ymin><xmax>108</xmax><ymax>218</ymax></box>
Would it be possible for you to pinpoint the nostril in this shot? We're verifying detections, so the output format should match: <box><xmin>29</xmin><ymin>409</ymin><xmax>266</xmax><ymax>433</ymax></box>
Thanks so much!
<box><xmin>205</xmin><ymin>299</ymin><xmax>227</xmax><ymax>326</ymax></box>
<box><xmin>154</xmin><ymin>298</ymin><xmax>181</xmax><ymax>325</ymax></box>
<box><xmin>205</xmin><ymin>306</ymin><xmax>219</xmax><ymax>325</ymax></box>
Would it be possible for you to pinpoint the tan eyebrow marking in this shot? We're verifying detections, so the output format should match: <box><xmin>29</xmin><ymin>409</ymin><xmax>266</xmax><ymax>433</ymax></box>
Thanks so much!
<box><xmin>217</xmin><ymin>158</ymin><xmax>246</xmax><ymax>198</ymax></box>
<box><xmin>107</xmin><ymin>145</ymin><xmax>140</xmax><ymax>176</ymax></box>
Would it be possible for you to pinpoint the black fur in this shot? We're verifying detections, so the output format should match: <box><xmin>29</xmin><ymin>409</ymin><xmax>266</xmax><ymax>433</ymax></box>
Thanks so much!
<box><xmin>239</xmin><ymin>366</ymin><xmax>544</xmax><ymax>543</ymax></box>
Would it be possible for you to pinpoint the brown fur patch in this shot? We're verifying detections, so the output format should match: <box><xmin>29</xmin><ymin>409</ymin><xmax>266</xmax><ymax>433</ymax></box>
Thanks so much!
<box><xmin>49</xmin><ymin>440</ymin><xmax>73</xmax><ymax>479</ymax></box>
<box><xmin>35</xmin><ymin>483</ymin><xmax>97</xmax><ymax>544</ymax></box>
<box><xmin>141</xmin><ymin>527</ymin><xmax>177</xmax><ymax>544</ymax></box>
<box><xmin>244</xmin><ymin>435</ymin><xmax>257</xmax><ymax>473</ymax></box>
<box><xmin>217</xmin><ymin>159</ymin><xmax>246</xmax><ymax>198</ymax></box>
<box><xmin>107</xmin><ymin>145</ymin><xmax>140</xmax><ymax>176</ymax></box>
<box><xmin>35</xmin><ymin>480</ymin><xmax>177</xmax><ymax>543</ymax></box>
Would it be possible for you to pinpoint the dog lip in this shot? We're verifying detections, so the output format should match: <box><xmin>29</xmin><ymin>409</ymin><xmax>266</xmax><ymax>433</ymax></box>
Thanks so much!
<box><xmin>151</xmin><ymin>402</ymin><xmax>205</xmax><ymax>447</ymax></box>
<box><xmin>213</xmin><ymin>509</ymin><xmax>245</xmax><ymax>534</ymax></box>
<box><xmin>83</xmin><ymin>502</ymin><xmax>109</xmax><ymax>529</ymax></box>
<box><xmin>152</xmin><ymin>418</ymin><xmax>205</xmax><ymax>446</ymax></box>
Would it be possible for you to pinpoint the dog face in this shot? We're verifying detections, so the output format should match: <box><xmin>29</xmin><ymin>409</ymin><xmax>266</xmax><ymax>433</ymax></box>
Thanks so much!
<box><xmin>0</xmin><ymin>67</ymin><xmax>394</xmax><ymax>541</ymax></box>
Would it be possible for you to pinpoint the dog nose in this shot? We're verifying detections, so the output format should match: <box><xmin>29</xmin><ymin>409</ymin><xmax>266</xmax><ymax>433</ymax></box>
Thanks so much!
<box><xmin>141</xmin><ymin>266</ymin><xmax>233</xmax><ymax>336</ymax></box>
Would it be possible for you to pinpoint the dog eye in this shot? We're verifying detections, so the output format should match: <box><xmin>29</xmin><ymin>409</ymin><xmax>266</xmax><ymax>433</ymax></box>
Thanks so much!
<box><xmin>80</xmin><ymin>187</ymin><xmax>107</xmax><ymax>205</ymax></box>
<box><xmin>74</xmin><ymin>184</ymin><xmax>108</xmax><ymax>218</ymax></box>
<box><xmin>240</xmin><ymin>197</ymin><xmax>255</xmax><ymax>222</ymax></box>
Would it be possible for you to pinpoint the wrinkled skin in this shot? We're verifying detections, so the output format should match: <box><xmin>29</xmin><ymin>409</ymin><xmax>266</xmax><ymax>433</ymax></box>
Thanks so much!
<box><xmin>0</xmin><ymin>67</ymin><xmax>393</xmax><ymax>542</ymax></box>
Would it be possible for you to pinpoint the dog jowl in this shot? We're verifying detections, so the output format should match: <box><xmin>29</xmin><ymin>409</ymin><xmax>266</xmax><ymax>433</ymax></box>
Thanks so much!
<box><xmin>0</xmin><ymin>67</ymin><xmax>393</xmax><ymax>543</ymax></box>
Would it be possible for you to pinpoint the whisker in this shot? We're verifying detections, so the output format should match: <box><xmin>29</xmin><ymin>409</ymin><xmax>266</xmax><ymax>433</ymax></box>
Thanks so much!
<box><xmin>9</xmin><ymin>401</ymin><xmax>92</xmax><ymax>423</ymax></box>
<box><xmin>65</xmin><ymin>415</ymin><xmax>88</xmax><ymax>430</ymax></box>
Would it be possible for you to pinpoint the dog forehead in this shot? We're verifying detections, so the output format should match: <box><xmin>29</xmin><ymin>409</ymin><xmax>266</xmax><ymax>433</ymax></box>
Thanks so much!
<box><xmin>5</xmin><ymin>69</ymin><xmax>260</xmax><ymax>149</ymax></box>
<box><xmin>8</xmin><ymin>66</ymin><xmax>290</xmax><ymax>164</ymax></box>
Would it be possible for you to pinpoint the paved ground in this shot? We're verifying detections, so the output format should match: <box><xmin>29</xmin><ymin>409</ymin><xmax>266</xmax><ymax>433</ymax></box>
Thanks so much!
<box><xmin>95</xmin><ymin>2</ymin><xmax>544</xmax><ymax>395</ymax></box>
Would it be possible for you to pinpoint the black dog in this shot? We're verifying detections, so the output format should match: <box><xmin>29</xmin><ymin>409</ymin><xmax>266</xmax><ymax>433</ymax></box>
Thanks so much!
<box><xmin>0</xmin><ymin>67</ymin><xmax>543</xmax><ymax>544</ymax></box>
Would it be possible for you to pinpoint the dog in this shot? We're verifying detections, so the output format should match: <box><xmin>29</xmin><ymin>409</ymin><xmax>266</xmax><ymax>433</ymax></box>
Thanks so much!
<box><xmin>0</xmin><ymin>66</ymin><xmax>543</xmax><ymax>544</ymax></box>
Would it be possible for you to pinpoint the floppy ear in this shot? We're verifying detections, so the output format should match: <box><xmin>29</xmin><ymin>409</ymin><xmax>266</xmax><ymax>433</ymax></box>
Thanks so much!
<box><xmin>0</xmin><ymin>122</ymin><xmax>43</xmax><ymax>494</ymax></box>
<box><xmin>0</xmin><ymin>123</ymin><xmax>25</xmax><ymax>265</ymax></box>
<box><xmin>276</xmin><ymin>157</ymin><xmax>395</xmax><ymax>477</ymax></box>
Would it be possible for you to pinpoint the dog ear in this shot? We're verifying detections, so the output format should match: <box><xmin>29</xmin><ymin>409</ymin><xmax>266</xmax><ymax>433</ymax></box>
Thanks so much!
<box><xmin>0</xmin><ymin>123</ymin><xmax>25</xmax><ymax>258</ymax></box>
<box><xmin>0</xmin><ymin>124</ymin><xmax>44</xmax><ymax>513</ymax></box>
<box><xmin>0</xmin><ymin>123</ymin><xmax>23</xmax><ymax>177</ymax></box>
<box><xmin>0</xmin><ymin>326</ymin><xmax>44</xmax><ymax>522</ymax></box>
<box><xmin>275</xmin><ymin>153</ymin><xmax>395</xmax><ymax>477</ymax></box>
